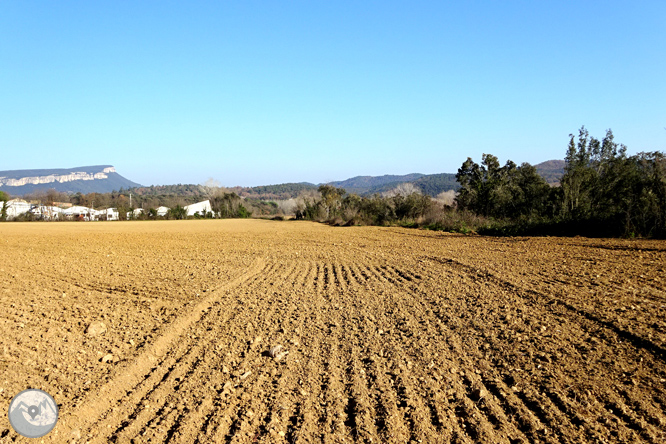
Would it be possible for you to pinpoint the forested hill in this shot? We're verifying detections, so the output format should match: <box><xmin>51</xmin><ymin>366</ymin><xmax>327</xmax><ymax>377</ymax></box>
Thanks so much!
<box><xmin>235</xmin><ymin>183</ymin><xmax>317</xmax><ymax>199</ymax></box>
<box><xmin>131</xmin><ymin>183</ymin><xmax>318</xmax><ymax>201</ymax></box>
<box><xmin>129</xmin><ymin>184</ymin><xmax>211</xmax><ymax>197</ymax></box>
<box><xmin>327</xmin><ymin>174</ymin><xmax>425</xmax><ymax>194</ymax></box>
<box><xmin>131</xmin><ymin>164</ymin><xmax>562</xmax><ymax>201</ymax></box>
<box><xmin>535</xmin><ymin>160</ymin><xmax>566</xmax><ymax>185</ymax></box>
<box><xmin>329</xmin><ymin>173</ymin><xmax>460</xmax><ymax>196</ymax></box>
<box><xmin>534</xmin><ymin>160</ymin><xmax>566</xmax><ymax>185</ymax></box>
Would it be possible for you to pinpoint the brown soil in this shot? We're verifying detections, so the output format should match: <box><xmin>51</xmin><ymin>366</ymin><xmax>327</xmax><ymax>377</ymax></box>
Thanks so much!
<box><xmin>1</xmin><ymin>220</ymin><xmax>664</xmax><ymax>443</ymax></box>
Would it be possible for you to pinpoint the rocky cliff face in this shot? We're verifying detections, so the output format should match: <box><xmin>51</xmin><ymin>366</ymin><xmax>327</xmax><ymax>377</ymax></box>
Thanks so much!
<box><xmin>0</xmin><ymin>167</ymin><xmax>117</xmax><ymax>187</ymax></box>
<box><xmin>0</xmin><ymin>166</ymin><xmax>141</xmax><ymax>195</ymax></box>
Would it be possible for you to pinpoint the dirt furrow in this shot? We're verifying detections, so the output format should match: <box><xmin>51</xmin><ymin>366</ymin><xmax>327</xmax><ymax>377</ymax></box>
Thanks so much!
<box><xmin>55</xmin><ymin>259</ymin><xmax>268</xmax><ymax>441</ymax></box>
<box><xmin>366</xmin><ymin>259</ymin><xmax>577</xmax><ymax>443</ymax></box>
<box><xmin>444</xmin><ymin>256</ymin><xmax>666</xmax><ymax>429</ymax></box>
<box><xmin>413</xmin><ymin>256</ymin><xmax>663</xmax><ymax>443</ymax></box>
<box><xmin>154</xmin><ymin>260</ymin><xmax>304</xmax><ymax>443</ymax></box>
<box><xmin>168</xmin><ymin>268</ymin><xmax>300</xmax><ymax>442</ymax></box>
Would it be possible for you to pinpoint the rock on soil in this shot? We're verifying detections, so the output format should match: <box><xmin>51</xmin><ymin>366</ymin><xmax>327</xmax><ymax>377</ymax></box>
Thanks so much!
<box><xmin>86</xmin><ymin>321</ymin><xmax>108</xmax><ymax>336</ymax></box>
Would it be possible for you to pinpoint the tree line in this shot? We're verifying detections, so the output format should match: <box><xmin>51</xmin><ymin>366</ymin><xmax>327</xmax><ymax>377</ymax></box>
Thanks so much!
<box><xmin>454</xmin><ymin>127</ymin><xmax>665</xmax><ymax>237</ymax></box>
<box><xmin>294</xmin><ymin>127</ymin><xmax>665</xmax><ymax>237</ymax></box>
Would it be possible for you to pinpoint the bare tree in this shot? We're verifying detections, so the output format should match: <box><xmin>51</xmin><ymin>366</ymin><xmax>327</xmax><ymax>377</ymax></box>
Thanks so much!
<box><xmin>434</xmin><ymin>190</ymin><xmax>457</xmax><ymax>207</ymax></box>
<box><xmin>275</xmin><ymin>199</ymin><xmax>297</xmax><ymax>216</ymax></box>
<box><xmin>383</xmin><ymin>182</ymin><xmax>421</xmax><ymax>198</ymax></box>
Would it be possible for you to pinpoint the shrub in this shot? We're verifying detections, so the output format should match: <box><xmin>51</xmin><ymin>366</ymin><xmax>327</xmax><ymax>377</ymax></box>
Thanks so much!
<box><xmin>168</xmin><ymin>205</ymin><xmax>187</xmax><ymax>220</ymax></box>
<box><xmin>237</xmin><ymin>205</ymin><xmax>251</xmax><ymax>218</ymax></box>
<box><xmin>211</xmin><ymin>192</ymin><xmax>251</xmax><ymax>218</ymax></box>
<box><xmin>423</xmin><ymin>207</ymin><xmax>492</xmax><ymax>234</ymax></box>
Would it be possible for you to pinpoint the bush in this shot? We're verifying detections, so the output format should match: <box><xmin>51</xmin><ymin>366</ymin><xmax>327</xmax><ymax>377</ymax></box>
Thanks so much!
<box><xmin>237</xmin><ymin>205</ymin><xmax>251</xmax><ymax>218</ymax></box>
<box><xmin>210</xmin><ymin>192</ymin><xmax>252</xmax><ymax>218</ymax></box>
<box><xmin>295</xmin><ymin>188</ymin><xmax>477</xmax><ymax>231</ymax></box>
<box><xmin>168</xmin><ymin>205</ymin><xmax>187</xmax><ymax>220</ymax></box>
<box><xmin>423</xmin><ymin>207</ymin><xmax>493</xmax><ymax>234</ymax></box>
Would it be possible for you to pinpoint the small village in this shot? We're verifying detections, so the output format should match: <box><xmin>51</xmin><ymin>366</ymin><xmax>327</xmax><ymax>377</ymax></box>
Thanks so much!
<box><xmin>2</xmin><ymin>198</ymin><xmax>212</xmax><ymax>221</ymax></box>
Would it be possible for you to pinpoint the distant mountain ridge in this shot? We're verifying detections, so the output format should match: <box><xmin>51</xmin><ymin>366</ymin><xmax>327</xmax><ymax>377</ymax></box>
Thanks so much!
<box><xmin>322</xmin><ymin>161</ymin><xmax>565</xmax><ymax>196</ymax></box>
<box><xmin>326</xmin><ymin>173</ymin><xmax>459</xmax><ymax>196</ymax></box>
<box><xmin>131</xmin><ymin>162</ymin><xmax>562</xmax><ymax>201</ymax></box>
<box><xmin>2</xmin><ymin>159</ymin><xmax>564</xmax><ymax>198</ymax></box>
<box><xmin>327</xmin><ymin>173</ymin><xmax>425</xmax><ymax>193</ymax></box>
<box><xmin>0</xmin><ymin>165</ymin><xmax>142</xmax><ymax>195</ymax></box>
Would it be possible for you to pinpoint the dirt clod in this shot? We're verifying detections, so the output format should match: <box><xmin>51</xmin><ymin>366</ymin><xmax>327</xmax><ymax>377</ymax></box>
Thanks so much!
<box><xmin>470</xmin><ymin>388</ymin><xmax>486</xmax><ymax>401</ymax></box>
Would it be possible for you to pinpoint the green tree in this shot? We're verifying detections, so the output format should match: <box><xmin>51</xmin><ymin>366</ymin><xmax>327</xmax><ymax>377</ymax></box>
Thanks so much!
<box><xmin>558</xmin><ymin>126</ymin><xmax>666</xmax><ymax>236</ymax></box>
<box><xmin>456</xmin><ymin>155</ymin><xmax>550</xmax><ymax>219</ymax></box>
<box><xmin>210</xmin><ymin>192</ymin><xmax>249</xmax><ymax>218</ymax></box>
<box><xmin>318</xmin><ymin>185</ymin><xmax>346</xmax><ymax>219</ymax></box>
<box><xmin>392</xmin><ymin>192</ymin><xmax>432</xmax><ymax>220</ymax></box>
<box><xmin>455</xmin><ymin>157</ymin><xmax>483</xmax><ymax>212</ymax></box>
<box><xmin>0</xmin><ymin>191</ymin><xmax>8</xmax><ymax>221</ymax></box>
<box><xmin>237</xmin><ymin>205</ymin><xmax>250</xmax><ymax>218</ymax></box>
<box><xmin>610</xmin><ymin>151</ymin><xmax>666</xmax><ymax>236</ymax></box>
<box><xmin>561</xmin><ymin>126</ymin><xmax>596</xmax><ymax>218</ymax></box>
<box><xmin>360</xmin><ymin>195</ymin><xmax>394</xmax><ymax>225</ymax></box>
<box><xmin>513</xmin><ymin>163</ymin><xmax>551</xmax><ymax>218</ymax></box>
<box><xmin>296</xmin><ymin>196</ymin><xmax>325</xmax><ymax>221</ymax></box>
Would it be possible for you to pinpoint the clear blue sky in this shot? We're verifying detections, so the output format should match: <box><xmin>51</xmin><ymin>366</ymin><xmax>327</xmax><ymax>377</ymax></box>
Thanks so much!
<box><xmin>1</xmin><ymin>1</ymin><xmax>664</xmax><ymax>187</ymax></box>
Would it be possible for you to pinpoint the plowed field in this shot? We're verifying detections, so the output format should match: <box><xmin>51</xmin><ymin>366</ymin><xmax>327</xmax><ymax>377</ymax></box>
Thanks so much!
<box><xmin>1</xmin><ymin>220</ymin><xmax>665</xmax><ymax>443</ymax></box>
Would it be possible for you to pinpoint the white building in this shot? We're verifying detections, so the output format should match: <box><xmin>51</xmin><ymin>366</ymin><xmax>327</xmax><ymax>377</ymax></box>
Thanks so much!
<box><xmin>29</xmin><ymin>205</ymin><xmax>64</xmax><ymax>220</ymax></box>
<box><xmin>101</xmin><ymin>208</ymin><xmax>119</xmax><ymax>221</ymax></box>
<box><xmin>64</xmin><ymin>206</ymin><xmax>96</xmax><ymax>221</ymax></box>
<box><xmin>4</xmin><ymin>199</ymin><xmax>31</xmax><ymax>219</ymax></box>
<box><xmin>156</xmin><ymin>206</ymin><xmax>170</xmax><ymax>217</ymax></box>
<box><xmin>185</xmin><ymin>200</ymin><xmax>212</xmax><ymax>217</ymax></box>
